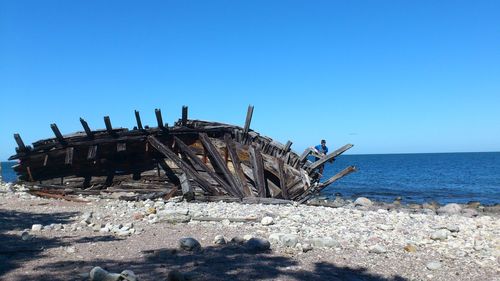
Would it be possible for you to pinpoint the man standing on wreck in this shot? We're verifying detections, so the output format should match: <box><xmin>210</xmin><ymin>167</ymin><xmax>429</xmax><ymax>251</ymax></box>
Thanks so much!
<box><xmin>314</xmin><ymin>139</ymin><xmax>328</xmax><ymax>176</ymax></box>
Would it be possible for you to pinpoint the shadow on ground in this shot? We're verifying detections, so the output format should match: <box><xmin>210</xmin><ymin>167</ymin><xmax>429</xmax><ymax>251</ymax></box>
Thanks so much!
<box><xmin>12</xmin><ymin>243</ymin><xmax>407</xmax><ymax>281</ymax></box>
<box><xmin>0</xmin><ymin>208</ymin><xmax>121</xmax><ymax>278</ymax></box>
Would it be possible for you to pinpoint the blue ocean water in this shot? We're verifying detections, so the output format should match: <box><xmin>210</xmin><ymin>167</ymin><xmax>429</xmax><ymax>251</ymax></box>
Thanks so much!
<box><xmin>2</xmin><ymin>152</ymin><xmax>500</xmax><ymax>205</ymax></box>
<box><xmin>322</xmin><ymin>152</ymin><xmax>500</xmax><ymax>205</ymax></box>
<box><xmin>1</xmin><ymin>161</ymin><xmax>18</xmax><ymax>183</ymax></box>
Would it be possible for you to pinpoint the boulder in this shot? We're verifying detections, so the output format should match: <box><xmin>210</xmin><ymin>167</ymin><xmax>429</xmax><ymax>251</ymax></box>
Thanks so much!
<box><xmin>280</xmin><ymin>234</ymin><xmax>299</xmax><ymax>247</ymax></box>
<box><xmin>179</xmin><ymin>237</ymin><xmax>201</xmax><ymax>252</ymax></box>
<box><xmin>31</xmin><ymin>224</ymin><xmax>43</xmax><ymax>232</ymax></box>
<box><xmin>437</xmin><ymin>203</ymin><xmax>462</xmax><ymax>215</ymax></box>
<box><xmin>354</xmin><ymin>197</ymin><xmax>373</xmax><ymax>207</ymax></box>
<box><xmin>430</xmin><ymin>229</ymin><xmax>450</xmax><ymax>241</ymax></box>
<box><xmin>213</xmin><ymin>235</ymin><xmax>226</xmax><ymax>245</ymax></box>
<box><xmin>260</xmin><ymin>216</ymin><xmax>274</xmax><ymax>226</ymax></box>
<box><xmin>245</xmin><ymin>237</ymin><xmax>271</xmax><ymax>252</ymax></box>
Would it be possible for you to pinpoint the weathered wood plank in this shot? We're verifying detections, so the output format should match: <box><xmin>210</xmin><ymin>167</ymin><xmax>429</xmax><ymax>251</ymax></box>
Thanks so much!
<box><xmin>306</xmin><ymin>144</ymin><xmax>354</xmax><ymax>172</ymax></box>
<box><xmin>155</xmin><ymin>108</ymin><xmax>164</xmax><ymax>129</ymax></box>
<box><xmin>299</xmin><ymin>166</ymin><xmax>356</xmax><ymax>203</ymax></box>
<box><xmin>173</xmin><ymin>136</ymin><xmax>232</xmax><ymax>196</ymax></box>
<box><xmin>243</xmin><ymin>105</ymin><xmax>254</xmax><ymax>135</ymax></box>
<box><xmin>147</xmin><ymin>135</ymin><xmax>216</xmax><ymax>194</ymax></box>
<box><xmin>182</xmin><ymin>106</ymin><xmax>188</xmax><ymax>126</ymax></box>
<box><xmin>50</xmin><ymin>124</ymin><xmax>66</xmax><ymax>145</ymax></box>
<box><xmin>87</xmin><ymin>145</ymin><xmax>98</xmax><ymax>160</ymax></box>
<box><xmin>104</xmin><ymin>116</ymin><xmax>114</xmax><ymax>134</ymax></box>
<box><xmin>277</xmin><ymin>158</ymin><xmax>289</xmax><ymax>199</ymax></box>
<box><xmin>79</xmin><ymin>118</ymin><xmax>94</xmax><ymax>138</ymax></box>
<box><xmin>64</xmin><ymin>147</ymin><xmax>74</xmax><ymax>165</ymax></box>
<box><xmin>134</xmin><ymin>110</ymin><xmax>143</xmax><ymax>130</ymax></box>
<box><xmin>249</xmin><ymin>145</ymin><xmax>266</xmax><ymax>197</ymax></box>
<box><xmin>199</xmin><ymin>133</ymin><xmax>244</xmax><ymax>198</ymax></box>
<box><xmin>224</xmin><ymin>134</ymin><xmax>253</xmax><ymax>197</ymax></box>
<box><xmin>13</xmin><ymin>133</ymin><xmax>27</xmax><ymax>152</ymax></box>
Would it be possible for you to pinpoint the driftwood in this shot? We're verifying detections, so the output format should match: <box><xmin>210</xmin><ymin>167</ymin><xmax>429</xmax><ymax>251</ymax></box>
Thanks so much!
<box><xmin>9</xmin><ymin>105</ymin><xmax>355</xmax><ymax>203</ymax></box>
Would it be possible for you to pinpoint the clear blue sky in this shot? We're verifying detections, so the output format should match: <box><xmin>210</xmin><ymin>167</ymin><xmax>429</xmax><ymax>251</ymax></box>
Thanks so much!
<box><xmin>1</xmin><ymin>0</ymin><xmax>499</xmax><ymax>160</ymax></box>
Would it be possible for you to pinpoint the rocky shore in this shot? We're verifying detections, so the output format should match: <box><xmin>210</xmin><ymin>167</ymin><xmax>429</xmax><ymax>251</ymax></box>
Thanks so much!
<box><xmin>0</xmin><ymin>182</ymin><xmax>498</xmax><ymax>281</ymax></box>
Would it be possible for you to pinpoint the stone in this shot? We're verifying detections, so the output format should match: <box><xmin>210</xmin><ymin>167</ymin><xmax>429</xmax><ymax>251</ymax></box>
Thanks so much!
<box><xmin>93</xmin><ymin>224</ymin><xmax>104</xmax><ymax>232</ymax></box>
<box><xmin>21</xmin><ymin>231</ymin><xmax>32</xmax><ymax>241</ymax></box>
<box><xmin>268</xmin><ymin>233</ymin><xmax>283</xmax><ymax>244</ymax></box>
<box><xmin>404</xmin><ymin>244</ymin><xmax>417</xmax><ymax>253</ymax></box>
<box><xmin>462</xmin><ymin>208</ymin><xmax>479</xmax><ymax>218</ymax></box>
<box><xmin>445</xmin><ymin>225</ymin><xmax>460</xmax><ymax>233</ymax></box>
<box><xmin>245</xmin><ymin>237</ymin><xmax>271</xmax><ymax>251</ymax></box>
<box><xmin>430</xmin><ymin>229</ymin><xmax>450</xmax><ymax>241</ymax></box>
<box><xmin>213</xmin><ymin>235</ymin><xmax>226</xmax><ymax>245</ymax></box>
<box><xmin>280</xmin><ymin>234</ymin><xmax>299</xmax><ymax>247</ymax></box>
<box><xmin>369</xmin><ymin>245</ymin><xmax>387</xmax><ymax>254</ymax></box>
<box><xmin>354</xmin><ymin>197</ymin><xmax>373</xmax><ymax>207</ymax></box>
<box><xmin>146</xmin><ymin>207</ymin><xmax>157</xmax><ymax>215</ymax></box>
<box><xmin>243</xmin><ymin>234</ymin><xmax>254</xmax><ymax>241</ymax></box>
<box><xmin>230</xmin><ymin>236</ymin><xmax>246</xmax><ymax>245</ymax></box>
<box><xmin>261</xmin><ymin>216</ymin><xmax>274</xmax><ymax>226</ymax></box>
<box><xmin>119</xmin><ymin>270</ymin><xmax>137</xmax><ymax>281</ymax></box>
<box><xmin>133</xmin><ymin>213</ymin><xmax>144</xmax><ymax>220</ymax></box>
<box><xmin>310</xmin><ymin>237</ymin><xmax>338</xmax><ymax>248</ymax></box>
<box><xmin>422</xmin><ymin>202</ymin><xmax>438</xmax><ymax>211</ymax></box>
<box><xmin>377</xmin><ymin>224</ymin><xmax>394</xmax><ymax>231</ymax></box>
<box><xmin>221</xmin><ymin>219</ymin><xmax>231</xmax><ymax>226</ymax></box>
<box><xmin>437</xmin><ymin>203</ymin><xmax>462</xmax><ymax>215</ymax></box>
<box><xmin>426</xmin><ymin>261</ymin><xmax>442</xmax><ymax>270</ymax></box>
<box><xmin>301</xmin><ymin>243</ymin><xmax>313</xmax><ymax>252</ymax></box>
<box><xmin>89</xmin><ymin>266</ymin><xmax>121</xmax><ymax>281</ymax></box>
<box><xmin>65</xmin><ymin>246</ymin><xmax>76</xmax><ymax>253</ymax></box>
<box><xmin>179</xmin><ymin>237</ymin><xmax>201</xmax><ymax>252</ymax></box>
<box><xmin>31</xmin><ymin>224</ymin><xmax>43</xmax><ymax>231</ymax></box>
<box><xmin>467</xmin><ymin>201</ymin><xmax>481</xmax><ymax>209</ymax></box>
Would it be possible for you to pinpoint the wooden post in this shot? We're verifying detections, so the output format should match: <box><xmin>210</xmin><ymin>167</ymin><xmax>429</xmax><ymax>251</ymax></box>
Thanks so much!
<box><xmin>13</xmin><ymin>133</ymin><xmax>27</xmax><ymax>152</ymax></box>
<box><xmin>249</xmin><ymin>145</ymin><xmax>266</xmax><ymax>197</ymax></box>
<box><xmin>50</xmin><ymin>124</ymin><xmax>66</xmax><ymax>145</ymax></box>
<box><xmin>224</xmin><ymin>134</ymin><xmax>253</xmax><ymax>197</ymax></box>
<box><xmin>277</xmin><ymin>158</ymin><xmax>289</xmax><ymax>199</ymax></box>
<box><xmin>284</xmin><ymin>141</ymin><xmax>292</xmax><ymax>153</ymax></box>
<box><xmin>134</xmin><ymin>110</ymin><xmax>143</xmax><ymax>130</ymax></box>
<box><xmin>79</xmin><ymin>118</ymin><xmax>94</xmax><ymax>138</ymax></box>
<box><xmin>243</xmin><ymin>105</ymin><xmax>254</xmax><ymax>135</ymax></box>
<box><xmin>104</xmin><ymin>116</ymin><xmax>114</xmax><ymax>134</ymax></box>
<box><xmin>182</xmin><ymin>106</ymin><xmax>188</xmax><ymax>126</ymax></box>
<box><xmin>306</xmin><ymin>144</ymin><xmax>353</xmax><ymax>172</ymax></box>
<box><xmin>199</xmin><ymin>133</ymin><xmax>244</xmax><ymax>198</ymax></box>
<box><xmin>155</xmin><ymin>109</ymin><xmax>164</xmax><ymax>129</ymax></box>
<box><xmin>174</xmin><ymin>136</ymin><xmax>232</xmax><ymax>196</ymax></box>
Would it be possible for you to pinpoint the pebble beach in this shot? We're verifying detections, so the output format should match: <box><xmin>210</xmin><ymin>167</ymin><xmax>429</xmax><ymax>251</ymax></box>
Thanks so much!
<box><xmin>0</xmin><ymin>182</ymin><xmax>499</xmax><ymax>281</ymax></box>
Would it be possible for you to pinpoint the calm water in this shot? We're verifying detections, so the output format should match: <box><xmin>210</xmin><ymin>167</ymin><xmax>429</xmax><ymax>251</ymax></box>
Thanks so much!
<box><xmin>322</xmin><ymin>152</ymin><xmax>500</xmax><ymax>205</ymax></box>
<box><xmin>2</xmin><ymin>152</ymin><xmax>500</xmax><ymax>205</ymax></box>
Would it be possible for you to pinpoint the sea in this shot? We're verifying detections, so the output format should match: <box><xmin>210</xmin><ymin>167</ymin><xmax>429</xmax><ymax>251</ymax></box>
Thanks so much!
<box><xmin>2</xmin><ymin>152</ymin><xmax>499</xmax><ymax>205</ymax></box>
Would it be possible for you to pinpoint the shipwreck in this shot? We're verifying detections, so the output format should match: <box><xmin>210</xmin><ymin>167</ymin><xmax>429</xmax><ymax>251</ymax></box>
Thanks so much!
<box><xmin>9</xmin><ymin>106</ymin><xmax>355</xmax><ymax>203</ymax></box>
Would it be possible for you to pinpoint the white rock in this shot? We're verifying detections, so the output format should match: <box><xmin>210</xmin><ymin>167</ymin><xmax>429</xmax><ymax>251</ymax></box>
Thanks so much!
<box><xmin>280</xmin><ymin>234</ymin><xmax>298</xmax><ymax>247</ymax></box>
<box><xmin>261</xmin><ymin>216</ymin><xmax>274</xmax><ymax>226</ymax></box>
<box><xmin>437</xmin><ymin>203</ymin><xmax>461</xmax><ymax>215</ymax></box>
<box><xmin>426</xmin><ymin>261</ymin><xmax>442</xmax><ymax>270</ymax></box>
<box><xmin>221</xmin><ymin>219</ymin><xmax>231</xmax><ymax>226</ymax></box>
<box><xmin>430</xmin><ymin>229</ymin><xmax>450</xmax><ymax>241</ymax></box>
<box><xmin>31</xmin><ymin>224</ymin><xmax>43</xmax><ymax>231</ymax></box>
<box><xmin>354</xmin><ymin>197</ymin><xmax>373</xmax><ymax>207</ymax></box>
<box><xmin>243</xmin><ymin>234</ymin><xmax>254</xmax><ymax>241</ymax></box>
<box><xmin>369</xmin><ymin>245</ymin><xmax>387</xmax><ymax>254</ymax></box>
<box><xmin>213</xmin><ymin>235</ymin><xmax>226</xmax><ymax>245</ymax></box>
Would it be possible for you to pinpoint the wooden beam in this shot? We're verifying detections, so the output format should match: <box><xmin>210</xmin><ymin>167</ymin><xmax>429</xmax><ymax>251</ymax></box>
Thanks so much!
<box><xmin>299</xmin><ymin>166</ymin><xmax>356</xmax><ymax>203</ymax></box>
<box><xmin>199</xmin><ymin>133</ymin><xmax>244</xmax><ymax>198</ymax></box>
<box><xmin>249</xmin><ymin>145</ymin><xmax>266</xmax><ymax>197</ymax></box>
<box><xmin>224</xmin><ymin>134</ymin><xmax>253</xmax><ymax>197</ymax></box>
<box><xmin>277</xmin><ymin>158</ymin><xmax>289</xmax><ymax>199</ymax></box>
<box><xmin>103</xmin><ymin>116</ymin><xmax>114</xmax><ymax>134</ymax></box>
<box><xmin>181</xmin><ymin>106</ymin><xmax>188</xmax><ymax>126</ymax></box>
<box><xmin>50</xmin><ymin>124</ymin><xmax>66</xmax><ymax>145</ymax></box>
<box><xmin>87</xmin><ymin>145</ymin><xmax>98</xmax><ymax>160</ymax></box>
<box><xmin>13</xmin><ymin>133</ymin><xmax>27</xmax><ymax>152</ymax></box>
<box><xmin>156</xmin><ymin>160</ymin><xmax>180</xmax><ymax>185</ymax></box>
<box><xmin>79</xmin><ymin>118</ymin><xmax>94</xmax><ymax>138</ymax></box>
<box><xmin>64</xmin><ymin>147</ymin><xmax>74</xmax><ymax>165</ymax></box>
<box><xmin>306</xmin><ymin>144</ymin><xmax>354</xmax><ymax>172</ymax></box>
<box><xmin>284</xmin><ymin>141</ymin><xmax>292</xmax><ymax>153</ymax></box>
<box><xmin>155</xmin><ymin>108</ymin><xmax>164</xmax><ymax>129</ymax></box>
<box><xmin>117</xmin><ymin>142</ymin><xmax>126</xmax><ymax>152</ymax></box>
<box><xmin>147</xmin><ymin>135</ymin><xmax>217</xmax><ymax>194</ymax></box>
<box><xmin>243</xmin><ymin>105</ymin><xmax>254</xmax><ymax>135</ymax></box>
<box><xmin>173</xmin><ymin>136</ymin><xmax>232</xmax><ymax>196</ymax></box>
<box><xmin>134</xmin><ymin>110</ymin><xmax>143</xmax><ymax>130</ymax></box>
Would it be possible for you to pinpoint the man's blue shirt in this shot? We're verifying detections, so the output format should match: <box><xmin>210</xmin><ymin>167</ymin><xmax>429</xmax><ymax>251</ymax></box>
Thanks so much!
<box><xmin>315</xmin><ymin>144</ymin><xmax>328</xmax><ymax>154</ymax></box>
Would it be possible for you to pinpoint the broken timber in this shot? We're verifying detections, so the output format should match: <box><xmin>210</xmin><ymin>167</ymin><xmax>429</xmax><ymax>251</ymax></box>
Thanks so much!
<box><xmin>9</xmin><ymin>105</ymin><xmax>356</xmax><ymax>203</ymax></box>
